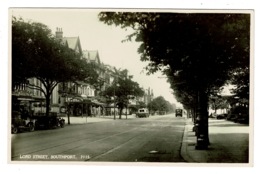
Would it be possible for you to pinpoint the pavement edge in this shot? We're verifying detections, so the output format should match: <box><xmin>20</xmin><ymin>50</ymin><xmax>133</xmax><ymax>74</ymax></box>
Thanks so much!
<box><xmin>180</xmin><ymin>118</ymin><xmax>196</xmax><ymax>163</ymax></box>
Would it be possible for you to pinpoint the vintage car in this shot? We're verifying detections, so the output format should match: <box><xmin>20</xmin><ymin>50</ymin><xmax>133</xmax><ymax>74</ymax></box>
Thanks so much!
<box><xmin>175</xmin><ymin>109</ymin><xmax>183</xmax><ymax>117</ymax></box>
<box><xmin>216</xmin><ymin>113</ymin><xmax>228</xmax><ymax>119</ymax></box>
<box><xmin>33</xmin><ymin>112</ymin><xmax>65</xmax><ymax>129</ymax></box>
<box><xmin>136</xmin><ymin>108</ymin><xmax>149</xmax><ymax>118</ymax></box>
<box><xmin>11</xmin><ymin>111</ymin><xmax>36</xmax><ymax>134</ymax></box>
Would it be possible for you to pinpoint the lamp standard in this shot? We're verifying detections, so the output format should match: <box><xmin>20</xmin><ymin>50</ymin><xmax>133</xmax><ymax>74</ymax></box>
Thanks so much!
<box><xmin>125</xmin><ymin>95</ymin><xmax>132</xmax><ymax>120</ymax></box>
<box><xmin>126</xmin><ymin>98</ymin><xmax>131</xmax><ymax>120</ymax></box>
<box><xmin>59</xmin><ymin>92</ymin><xmax>71</xmax><ymax>125</ymax></box>
<box><xmin>113</xmin><ymin>83</ymin><xmax>120</xmax><ymax>120</ymax></box>
<box><xmin>113</xmin><ymin>89</ymin><xmax>116</xmax><ymax>120</ymax></box>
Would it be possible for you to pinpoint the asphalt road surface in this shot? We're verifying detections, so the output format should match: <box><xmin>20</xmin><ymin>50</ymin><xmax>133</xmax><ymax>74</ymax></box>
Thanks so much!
<box><xmin>11</xmin><ymin>114</ymin><xmax>186</xmax><ymax>162</ymax></box>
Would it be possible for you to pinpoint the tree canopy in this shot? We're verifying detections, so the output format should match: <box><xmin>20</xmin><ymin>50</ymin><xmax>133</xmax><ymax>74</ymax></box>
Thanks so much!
<box><xmin>99</xmin><ymin>11</ymin><xmax>250</xmax><ymax>147</ymax></box>
<box><xmin>12</xmin><ymin>17</ymin><xmax>98</xmax><ymax>116</ymax></box>
<box><xmin>101</xmin><ymin>69</ymin><xmax>144</xmax><ymax>119</ymax></box>
<box><xmin>99</xmin><ymin>12</ymin><xmax>250</xmax><ymax>101</ymax></box>
<box><xmin>147</xmin><ymin>96</ymin><xmax>174</xmax><ymax>115</ymax></box>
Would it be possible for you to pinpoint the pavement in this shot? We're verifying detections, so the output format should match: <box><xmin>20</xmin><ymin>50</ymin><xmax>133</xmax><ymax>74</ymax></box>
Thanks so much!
<box><xmin>59</xmin><ymin>114</ymin><xmax>137</xmax><ymax>124</ymax></box>
<box><xmin>181</xmin><ymin>117</ymin><xmax>251</xmax><ymax>164</ymax></box>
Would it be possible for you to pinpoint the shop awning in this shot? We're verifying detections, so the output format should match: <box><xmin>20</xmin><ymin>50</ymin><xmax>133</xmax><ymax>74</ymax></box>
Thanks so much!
<box><xmin>65</xmin><ymin>96</ymin><xmax>83</xmax><ymax>103</ymax></box>
<box><xmin>12</xmin><ymin>94</ymin><xmax>45</xmax><ymax>102</ymax></box>
<box><xmin>105</xmin><ymin>103</ymin><xmax>117</xmax><ymax>108</ymax></box>
<box><xmin>91</xmin><ymin>100</ymin><xmax>106</xmax><ymax>106</ymax></box>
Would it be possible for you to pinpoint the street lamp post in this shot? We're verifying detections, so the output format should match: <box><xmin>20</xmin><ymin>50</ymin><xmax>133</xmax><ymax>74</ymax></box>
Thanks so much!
<box><xmin>125</xmin><ymin>95</ymin><xmax>131</xmax><ymax>120</ymax></box>
<box><xmin>67</xmin><ymin>97</ymin><xmax>71</xmax><ymax>125</ymax></box>
<box><xmin>113</xmin><ymin>91</ymin><xmax>116</xmax><ymax>120</ymax></box>
<box><xmin>113</xmin><ymin>83</ymin><xmax>120</xmax><ymax>120</ymax></box>
<box><xmin>125</xmin><ymin>101</ymin><xmax>128</xmax><ymax>120</ymax></box>
<box><xmin>60</xmin><ymin>93</ymin><xmax>71</xmax><ymax>125</ymax></box>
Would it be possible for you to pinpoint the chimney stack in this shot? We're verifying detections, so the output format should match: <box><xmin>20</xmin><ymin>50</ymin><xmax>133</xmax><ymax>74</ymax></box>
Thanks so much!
<box><xmin>56</xmin><ymin>27</ymin><xmax>63</xmax><ymax>39</ymax></box>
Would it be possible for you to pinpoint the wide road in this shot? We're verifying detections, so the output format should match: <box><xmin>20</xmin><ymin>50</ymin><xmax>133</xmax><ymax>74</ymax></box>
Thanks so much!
<box><xmin>11</xmin><ymin>114</ymin><xmax>186</xmax><ymax>162</ymax></box>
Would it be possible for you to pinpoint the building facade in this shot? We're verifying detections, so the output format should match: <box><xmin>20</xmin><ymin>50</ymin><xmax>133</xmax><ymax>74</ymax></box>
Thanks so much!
<box><xmin>12</xmin><ymin>27</ymin><xmax>144</xmax><ymax>117</ymax></box>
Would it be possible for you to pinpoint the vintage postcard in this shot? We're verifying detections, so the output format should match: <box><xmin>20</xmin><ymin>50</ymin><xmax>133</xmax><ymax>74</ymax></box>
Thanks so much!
<box><xmin>8</xmin><ymin>8</ymin><xmax>253</xmax><ymax>168</ymax></box>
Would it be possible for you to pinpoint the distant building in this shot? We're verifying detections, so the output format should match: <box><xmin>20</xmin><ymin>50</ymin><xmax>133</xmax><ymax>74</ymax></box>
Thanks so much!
<box><xmin>142</xmin><ymin>87</ymin><xmax>154</xmax><ymax>106</ymax></box>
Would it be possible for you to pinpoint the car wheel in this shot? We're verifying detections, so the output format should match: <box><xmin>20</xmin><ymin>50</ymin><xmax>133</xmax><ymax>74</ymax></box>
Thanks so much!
<box><xmin>12</xmin><ymin>126</ymin><xmax>18</xmax><ymax>134</ymax></box>
<box><xmin>28</xmin><ymin>123</ymin><xmax>35</xmax><ymax>132</ymax></box>
<box><xmin>46</xmin><ymin>120</ymin><xmax>52</xmax><ymax>129</ymax></box>
<box><xmin>60</xmin><ymin>120</ymin><xmax>65</xmax><ymax>128</ymax></box>
<box><xmin>35</xmin><ymin>121</ymin><xmax>39</xmax><ymax>130</ymax></box>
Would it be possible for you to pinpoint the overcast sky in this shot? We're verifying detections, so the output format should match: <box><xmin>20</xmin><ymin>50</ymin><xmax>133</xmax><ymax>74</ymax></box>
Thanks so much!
<box><xmin>11</xmin><ymin>8</ymin><xmax>181</xmax><ymax>106</ymax></box>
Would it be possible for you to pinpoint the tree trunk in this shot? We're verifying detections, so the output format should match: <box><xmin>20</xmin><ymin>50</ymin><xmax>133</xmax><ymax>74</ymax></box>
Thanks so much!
<box><xmin>214</xmin><ymin>101</ymin><xmax>217</xmax><ymax>114</ymax></box>
<box><xmin>45</xmin><ymin>92</ymin><xmax>51</xmax><ymax>117</ymax></box>
<box><xmin>192</xmin><ymin>106</ymin><xmax>196</xmax><ymax>122</ymax></box>
<box><xmin>67</xmin><ymin>104</ymin><xmax>71</xmax><ymax>125</ymax></box>
<box><xmin>195</xmin><ymin>89</ymin><xmax>209</xmax><ymax>150</ymax></box>
<box><xmin>125</xmin><ymin>105</ymin><xmax>128</xmax><ymax>119</ymax></box>
<box><xmin>119</xmin><ymin>107</ymin><xmax>123</xmax><ymax>119</ymax></box>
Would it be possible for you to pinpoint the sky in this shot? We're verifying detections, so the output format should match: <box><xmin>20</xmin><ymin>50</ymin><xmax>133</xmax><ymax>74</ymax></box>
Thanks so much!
<box><xmin>11</xmin><ymin>8</ymin><xmax>181</xmax><ymax>106</ymax></box>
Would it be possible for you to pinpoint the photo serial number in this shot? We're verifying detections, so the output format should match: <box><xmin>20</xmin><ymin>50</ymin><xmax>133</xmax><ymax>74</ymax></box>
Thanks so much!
<box><xmin>80</xmin><ymin>155</ymin><xmax>91</xmax><ymax>160</ymax></box>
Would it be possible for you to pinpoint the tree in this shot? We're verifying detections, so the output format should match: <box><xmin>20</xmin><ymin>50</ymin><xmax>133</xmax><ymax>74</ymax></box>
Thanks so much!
<box><xmin>101</xmin><ymin>69</ymin><xmax>144</xmax><ymax>119</ymax></box>
<box><xmin>148</xmin><ymin>96</ymin><xmax>174</xmax><ymax>115</ymax></box>
<box><xmin>99</xmin><ymin>12</ymin><xmax>250</xmax><ymax>148</ymax></box>
<box><xmin>209</xmin><ymin>95</ymin><xmax>230</xmax><ymax>113</ymax></box>
<box><xmin>12</xmin><ymin>17</ymin><xmax>98</xmax><ymax>117</ymax></box>
<box><xmin>229</xmin><ymin>67</ymin><xmax>249</xmax><ymax>101</ymax></box>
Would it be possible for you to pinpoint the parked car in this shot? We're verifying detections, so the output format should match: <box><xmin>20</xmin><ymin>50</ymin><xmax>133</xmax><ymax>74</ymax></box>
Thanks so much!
<box><xmin>216</xmin><ymin>114</ymin><xmax>228</xmax><ymax>119</ymax></box>
<box><xmin>235</xmin><ymin>114</ymin><xmax>249</xmax><ymax>124</ymax></box>
<box><xmin>226</xmin><ymin>114</ymin><xmax>237</xmax><ymax>121</ymax></box>
<box><xmin>209</xmin><ymin>113</ymin><xmax>220</xmax><ymax>118</ymax></box>
<box><xmin>33</xmin><ymin>112</ymin><xmax>65</xmax><ymax>129</ymax></box>
<box><xmin>11</xmin><ymin>111</ymin><xmax>36</xmax><ymax>134</ymax></box>
<box><xmin>136</xmin><ymin>108</ymin><xmax>149</xmax><ymax>118</ymax></box>
<box><xmin>227</xmin><ymin>105</ymin><xmax>249</xmax><ymax>124</ymax></box>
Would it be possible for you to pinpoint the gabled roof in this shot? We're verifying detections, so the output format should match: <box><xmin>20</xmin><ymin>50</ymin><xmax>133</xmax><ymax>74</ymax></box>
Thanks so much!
<box><xmin>82</xmin><ymin>50</ymin><xmax>101</xmax><ymax>64</ymax></box>
<box><xmin>62</xmin><ymin>37</ymin><xmax>82</xmax><ymax>55</ymax></box>
<box><xmin>88</xmin><ymin>50</ymin><xmax>100</xmax><ymax>64</ymax></box>
<box><xmin>82</xmin><ymin>50</ymin><xmax>89</xmax><ymax>61</ymax></box>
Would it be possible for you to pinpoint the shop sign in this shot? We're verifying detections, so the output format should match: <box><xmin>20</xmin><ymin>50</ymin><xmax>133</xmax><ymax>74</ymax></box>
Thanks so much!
<box><xmin>66</xmin><ymin>97</ymin><xmax>82</xmax><ymax>103</ymax></box>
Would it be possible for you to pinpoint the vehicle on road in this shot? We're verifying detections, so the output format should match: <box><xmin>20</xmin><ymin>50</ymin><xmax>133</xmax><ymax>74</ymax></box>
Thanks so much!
<box><xmin>209</xmin><ymin>113</ymin><xmax>217</xmax><ymax>118</ymax></box>
<box><xmin>235</xmin><ymin>114</ymin><xmax>249</xmax><ymax>124</ymax></box>
<box><xmin>33</xmin><ymin>112</ymin><xmax>65</xmax><ymax>129</ymax></box>
<box><xmin>227</xmin><ymin>105</ymin><xmax>249</xmax><ymax>124</ymax></box>
<box><xmin>136</xmin><ymin>108</ymin><xmax>149</xmax><ymax>118</ymax></box>
<box><xmin>227</xmin><ymin>113</ymin><xmax>249</xmax><ymax>124</ymax></box>
<box><xmin>11</xmin><ymin>111</ymin><xmax>36</xmax><ymax>134</ymax></box>
<box><xmin>175</xmin><ymin>109</ymin><xmax>183</xmax><ymax>117</ymax></box>
<box><xmin>216</xmin><ymin>114</ymin><xmax>228</xmax><ymax>119</ymax></box>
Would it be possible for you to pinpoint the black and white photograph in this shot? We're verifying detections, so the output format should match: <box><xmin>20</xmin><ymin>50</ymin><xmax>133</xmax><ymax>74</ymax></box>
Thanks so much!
<box><xmin>8</xmin><ymin>8</ymin><xmax>253</xmax><ymax>166</ymax></box>
<box><xmin>1</xmin><ymin>0</ymin><xmax>258</xmax><ymax>172</ymax></box>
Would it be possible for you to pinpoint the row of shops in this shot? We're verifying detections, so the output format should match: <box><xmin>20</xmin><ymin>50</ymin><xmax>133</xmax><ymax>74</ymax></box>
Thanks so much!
<box><xmin>12</xmin><ymin>94</ymin><xmax>125</xmax><ymax>117</ymax></box>
<box><xmin>62</xmin><ymin>96</ymin><xmax>116</xmax><ymax>117</ymax></box>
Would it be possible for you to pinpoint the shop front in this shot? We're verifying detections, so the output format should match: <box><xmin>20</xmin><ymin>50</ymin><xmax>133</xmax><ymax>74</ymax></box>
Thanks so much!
<box><xmin>90</xmin><ymin>100</ymin><xmax>106</xmax><ymax>117</ymax></box>
<box><xmin>12</xmin><ymin>94</ymin><xmax>45</xmax><ymax>117</ymax></box>
<box><xmin>62</xmin><ymin>97</ymin><xmax>106</xmax><ymax>117</ymax></box>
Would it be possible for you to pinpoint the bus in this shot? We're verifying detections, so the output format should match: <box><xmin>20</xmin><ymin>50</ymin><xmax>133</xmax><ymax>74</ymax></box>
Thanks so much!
<box><xmin>136</xmin><ymin>108</ymin><xmax>149</xmax><ymax>118</ymax></box>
